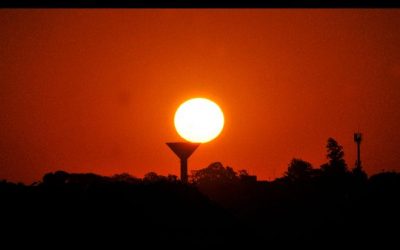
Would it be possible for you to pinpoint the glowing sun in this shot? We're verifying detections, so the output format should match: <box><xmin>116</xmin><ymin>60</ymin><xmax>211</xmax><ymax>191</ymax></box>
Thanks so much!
<box><xmin>174</xmin><ymin>98</ymin><xmax>224</xmax><ymax>143</ymax></box>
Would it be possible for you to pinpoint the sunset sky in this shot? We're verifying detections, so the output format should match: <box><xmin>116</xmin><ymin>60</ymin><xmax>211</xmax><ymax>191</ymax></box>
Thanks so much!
<box><xmin>1</xmin><ymin>9</ymin><xmax>400</xmax><ymax>183</ymax></box>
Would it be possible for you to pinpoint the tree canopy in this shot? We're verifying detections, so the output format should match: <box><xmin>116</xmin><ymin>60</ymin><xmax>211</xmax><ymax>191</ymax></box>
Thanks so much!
<box><xmin>321</xmin><ymin>137</ymin><xmax>348</xmax><ymax>176</ymax></box>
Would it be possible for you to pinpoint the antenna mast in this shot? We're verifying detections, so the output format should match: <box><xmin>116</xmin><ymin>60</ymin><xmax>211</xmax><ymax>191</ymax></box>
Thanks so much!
<box><xmin>354</xmin><ymin>132</ymin><xmax>362</xmax><ymax>169</ymax></box>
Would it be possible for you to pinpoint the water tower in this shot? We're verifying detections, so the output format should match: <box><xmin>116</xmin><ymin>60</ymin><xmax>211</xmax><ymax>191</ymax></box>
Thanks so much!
<box><xmin>166</xmin><ymin>142</ymin><xmax>200</xmax><ymax>183</ymax></box>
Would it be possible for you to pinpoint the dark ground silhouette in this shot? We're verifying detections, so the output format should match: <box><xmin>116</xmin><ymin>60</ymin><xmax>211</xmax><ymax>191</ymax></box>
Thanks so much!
<box><xmin>1</xmin><ymin>138</ymin><xmax>399</xmax><ymax>247</ymax></box>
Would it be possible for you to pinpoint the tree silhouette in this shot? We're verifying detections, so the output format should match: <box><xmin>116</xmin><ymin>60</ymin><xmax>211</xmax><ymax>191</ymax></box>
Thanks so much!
<box><xmin>42</xmin><ymin>170</ymin><xmax>69</xmax><ymax>186</ymax></box>
<box><xmin>144</xmin><ymin>171</ymin><xmax>166</xmax><ymax>182</ymax></box>
<box><xmin>285</xmin><ymin>158</ymin><xmax>314</xmax><ymax>182</ymax></box>
<box><xmin>238</xmin><ymin>169</ymin><xmax>249</xmax><ymax>178</ymax></box>
<box><xmin>167</xmin><ymin>174</ymin><xmax>178</xmax><ymax>182</ymax></box>
<box><xmin>111</xmin><ymin>173</ymin><xmax>140</xmax><ymax>184</ymax></box>
<box><xmin>191</xmin><ymin>162</ymin><xmax>239</xmax><ymax>185</ymax></box>
<box><xmin>321</xmin><ymin>138</ymin><xmax>348</xmax><ymax>176</ymax></box>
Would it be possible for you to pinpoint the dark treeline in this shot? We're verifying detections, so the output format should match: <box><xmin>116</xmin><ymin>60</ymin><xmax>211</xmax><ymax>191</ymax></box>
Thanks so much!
<box><xmin>1</xmin><ymin>137</ymin><xmax>400</xmax><ymax>247</ymax></box>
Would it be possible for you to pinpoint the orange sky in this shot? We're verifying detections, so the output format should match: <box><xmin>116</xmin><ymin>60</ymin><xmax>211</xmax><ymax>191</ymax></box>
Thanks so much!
<box><xmin>1</xmin><ymin>9</ymin><xmax>400</xmax><ymax>183</ymax></box>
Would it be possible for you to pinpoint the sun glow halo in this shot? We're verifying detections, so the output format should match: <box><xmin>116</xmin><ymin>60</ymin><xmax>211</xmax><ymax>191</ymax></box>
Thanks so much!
<box><xmin>174</xmin><ymin>98</ymin><xmax>224</xmax><ymax>143</ymax></box>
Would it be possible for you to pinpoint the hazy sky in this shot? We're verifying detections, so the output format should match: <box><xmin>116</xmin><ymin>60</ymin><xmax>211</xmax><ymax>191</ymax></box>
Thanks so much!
<box><xmin>1</xmin><ymin>9</ymin><xmax>400</xmax><ymax>183</ymax></box>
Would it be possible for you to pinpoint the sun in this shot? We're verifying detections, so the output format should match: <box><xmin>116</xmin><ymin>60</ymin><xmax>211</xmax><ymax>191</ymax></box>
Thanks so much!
<box><xmin>174</xmin><ymin>98</ymin><xmax>224</xmax><ymax>143</ymax></box>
